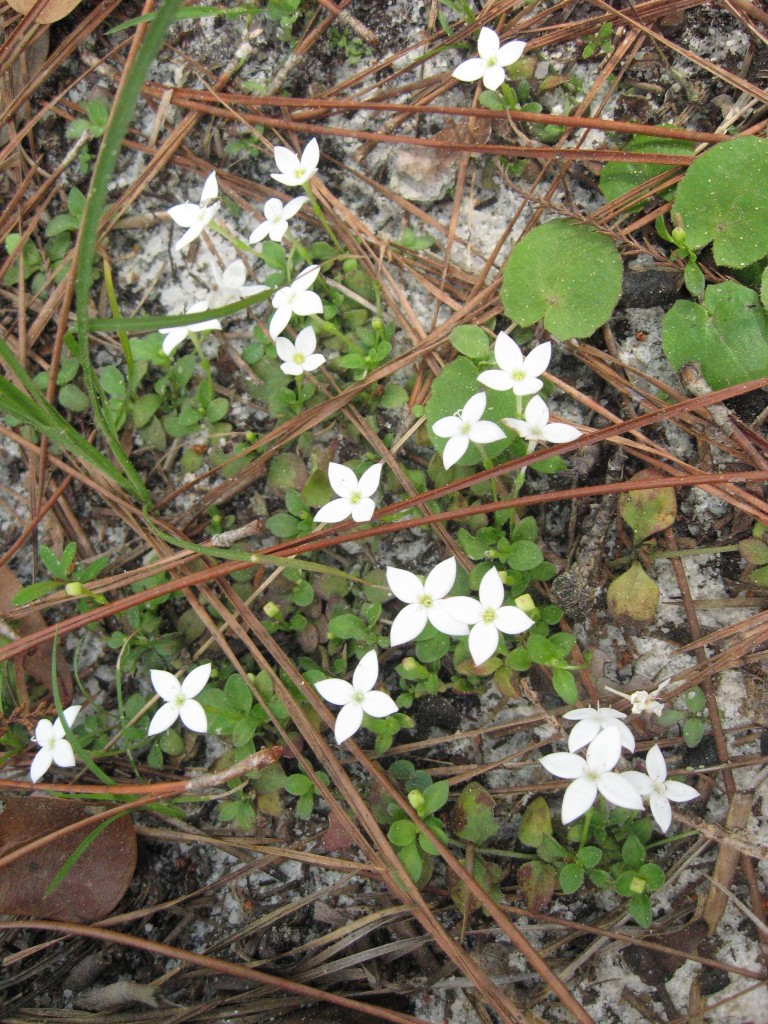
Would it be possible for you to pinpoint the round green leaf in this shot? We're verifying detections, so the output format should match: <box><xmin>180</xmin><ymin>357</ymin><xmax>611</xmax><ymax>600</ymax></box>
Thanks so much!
<box><xmin>506</xmin><ymin>540</ymin><xmax>543</xmax><ymax>571</ymax></box>
<box><xmin>501</xmin><ymin>220</ymin><xmax>622</xmax><ymax>339</ymax></box>
<box><xmin>559</xmin><ymin>862</ymin><xmax>585</xmax><ymax>894</ymax></box>
<box><xmin>450</xmin><ymin>325</ymin><xmax>490</xmax><ymax>359</ymax></box>
<box><xmin>388</xmin><ymin>819</ymin><xmax>418</xmax><ymax>846</ymax></box>
<box><xmin>58</xmin><ymin>383</ymin><xmax>90</xmax><ymax>413</ymax></box>
<box><xmin>683</xmin><ymin>716</ymin><xmax>705</xmax><ymax>748</ymax></box>
<box><xmin>673</xmin><ymin>137</ymin><xmax>768</xmax><ymax>268</ymax></box>
<box><xmin>662</xmin><ymin>281</ymin><xmax>768</xmax><ymax>390</ymax></box>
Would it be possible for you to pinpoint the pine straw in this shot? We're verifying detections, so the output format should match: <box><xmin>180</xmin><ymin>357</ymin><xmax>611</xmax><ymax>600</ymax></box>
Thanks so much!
<box><xmin>1</xmin><ymin>0</ymin><xmax>768</xmax><ymax>1021</ymax></box>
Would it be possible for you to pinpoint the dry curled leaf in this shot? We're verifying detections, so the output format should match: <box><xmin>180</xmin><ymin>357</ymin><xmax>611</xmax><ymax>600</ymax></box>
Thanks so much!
<box><xmin>5</xmin><ymin>0</ymin><xmax>83</xmax><ymax>24</ymax></box>
<box><xmin>0</xmin><ymin>797</ymin><xmax>137</xmax><ymax>922</ymax></box>
<box><xmin>607</xmin><ymin>562</ymin><xmax>660</xmax><ymax>629</ymax></box>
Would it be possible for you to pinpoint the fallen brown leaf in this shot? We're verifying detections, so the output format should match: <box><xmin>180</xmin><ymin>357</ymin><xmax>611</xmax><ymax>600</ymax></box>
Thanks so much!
<box><xmin>0</xmin><ymin>796</ymin><xmax>137</xmax><ymax>922</ymax></box>
<box><xmin>5</xmin><ymin>0</ymin><xmax>83</xmax><ymax>24</ymax></box>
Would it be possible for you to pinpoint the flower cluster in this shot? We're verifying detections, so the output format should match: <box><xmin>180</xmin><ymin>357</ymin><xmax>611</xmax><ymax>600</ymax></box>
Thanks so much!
<box><xmin>164</xmin><ymin>139</ymin><xmax>326</xmax><ymax>376</ymax></box>
<box><xmin>314</xmin><ymin>559</ymin><xmax>535</xmax><ymax>743</ymax></box>
<box><xmin>540</xmin><ymin>704</ymin><xmax>699</xmax><ymax>832</ymax></box>
<box><xmin>433</xmin><ymin>333</ymin><xmax>582</xmax><ymax>470</ymax></box>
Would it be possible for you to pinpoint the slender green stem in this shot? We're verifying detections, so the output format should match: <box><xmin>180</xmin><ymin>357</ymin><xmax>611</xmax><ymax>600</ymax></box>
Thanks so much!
<box><xmin>649</xmin><ymin>544</ymin><xmax>740</xmax><ymax>561</ymax></box>
<box><xmin>578</xmin><ymin>807</ymin><xmax>593</xmax><ymax>851</ymax></box>
<box><xmin>303</xmin><ymin>183</ymin><xmax>341</xmax><ymax>249</ymax></box>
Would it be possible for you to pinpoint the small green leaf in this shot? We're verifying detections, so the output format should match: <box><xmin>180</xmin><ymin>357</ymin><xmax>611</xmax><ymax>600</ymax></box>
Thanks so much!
<box><xmin>683</xmin><ymin>716</ymin><xmax>705</xmax><ymax>747</ymax></box>
<box><xmin>559</xmin><ymin>862</ymin><xmax>585</xmax><ymax>894</ymax></box>
<box><xmin>629</xmin><ymin>892</ymin><xmax>653</xmax><ymax>928</ymax></box>
<box><xmin>12</xmin><ymin>580</ymin><xmax>63</xmax><ymax>605</ymax></box>
<box><xmin>450</xmin><ymin>782</ymin><xmax>499</xmax><ymax>843</ymax></box>
<box><xmin>673</xmin><ymin>136</ymin><xmax>768</xmax><ymax>268</ymax></box>
<box><xmin>577</xmin><ymin>846</ymin><xmax>603</xmax><ymax>869</ymax></box>
<box><xmin>58</xmin><ymin>384</ymin><xmax>89</xmax><ymax>412</ymax></box>
<box><xmin>552</xmin><ymin>668</ymin><xmax>578</xmax><ymax>705</ymax></box>
<box><xmin>450</xmin><ymin>325</ymin><xmax>490</xmax><ymax>359</ymax></box>
<box><xmin>619</xmin><ymin>471</ymin><xmax>677</xmax><ymax>544</ymax></box>
<box><xmin>389</xmin><ymin>819</ymin><xmax>419</xmax><ymax>847</ymax></box>
<box><xmin>327</xmin><ymin>614</ymin><xmax>368</xmax><ymax>641</ymax></box>
<box><xmin>501</xmin><ymin>220</ymin><xmax>623</xmax><ymax>340</ymax></box>
<box><xmin>518</xmin><ymin>859</ymin><xmax>557</xmax><ymax>912</ymax></box>
<box><xmin>506</xmin><ymin>540</ymin><xmax>543</xmax><ymax>571</ymax></box>
<box><xmin>421</xmin><ymin>781</ymin><xmax>449</xmax><ymax>815</ymax></box>
<box><xmin>284</xmin><ymin>774</ymin><xmax>313</xmax><ymax>797</ymax></box>
<box><xmin>684</xmin><ymin>687</ymin><xmax>706</xmax><ymax>714</ymax></box>
<box><xmin>132</xmin><ymin>393</ymin><xmax>162</xmax><ymax>428</ymax></box>
<box><xmin>224</xmin><ymin>674</ymin><xmax>253</xmax><ymax>713</ymax></box>
<box><xmin>607</xmin><ymin>562</ymin><xmax>659</xmax><ymax>627</ymax></box>
<box><xmin>518</xmin><ymin>796</ymin><xmax>553</xmax><ymax>848</ymax></box>
<box><xmin>662</xmin><ymin>281</ymin><xmax>768</xmax><ymax>390</ymax></box>
<box><xmin>622</xmin><ymin>833</ymin><xmax>646</xmax><ymax>870</ymax></box>
<box><xmin>397</xmin><ymin>841</ymin><xmax>424</xmax><ymax>883</ymax></box>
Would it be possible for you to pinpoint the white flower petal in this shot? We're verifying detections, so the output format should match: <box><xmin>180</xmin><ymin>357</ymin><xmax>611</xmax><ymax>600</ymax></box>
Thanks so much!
<box><xmin>174</xmin><ymin>223</ymin><xmax>204</xmax><ymax>251</ymax></box>
<box><xmin>468</xmin><ymin>421</ymin><xmax>506</xmax><ymax>445</ymax></box>
<box><xmin>585</xmin><ymin>727</ymin><xmax>622</xmax><ymax>773</ymax></box>
<box><xmin>567</xmin><ymin>718</ymin><xmax>601</xmax><ymax>752</ymax></box>
<box><xmin>353</xmin><ymin>650</ymin><xmax>379</xmax><ymax>692</ymax></box>
<box><xmin>432</xmin><ymin>415</ymin><xmax>461</xmax><ymax>438</ymax></box>
<box><xmin>273</xmin><ymin>145</ymin><xmax>298</xmax><ymax>176</ymax></box>
<box><xmin>477</xmin><ymin>369</ymin><xmax>514</xmax><ymax>392</ymax></box>
<box><xmin>622</xmin><ymin>770</ymin><xmax>653</xmax><ymax>796</ymax></box>
<box><xmin>302</xmin><ymin>353</ymin><xmax>325</xmax><ymax>372</ymax></box>
<box><xmin>182</xmin><ymin>663</ymin><xmax>211</xmax><ymax>698</ymax></box>
<box><xmin>34</xmin><ymin>719</ymin><xmax>54</xmax><ymax>745</ymax></box>
<box><xmin>350</xmin><ymin>497</ymin><xmax>375</xmax><ymax>522</ymax></box>
<box><xmin>494</xmin><ymin>605</ymin><xmax>535</xmax><ymax>635</ymax></box>
<box><xmin>30</xmin><ymin>747</ymin><xmax>53</xmax><ymax>783</ymax></box>
<box><xmin>561</xmin><ymin>777</ymin><xmax>598</xmax><ymax>824</ymax></box>
<box><xmin>649</xmin><ymin>791</ymin><xmax>672</xmax><ymax>832</ymax></box>
<box><xmin>543</xmin><ymin>423</ymin><xmax>582</xmax><ymax>444</ymax></box>
<box><xmin>483</xmin><ymin>64</ymin><xmax>507</xmax><ymax>91</ymax></box>
<box><xmin>275</xmin><ymin>337</ymin><xmax>295</xmax><ymax>361</ymax></box>
<box><xmin>294</xmin><ymin>326</ymin><xmax>317</xmax><ymax>355</ymax></box>
<box><xmin>479</xmin><ymin>567</ymin><xmax>504</xmax><ymax>609</ymax></box>
<box><xmin>52</xmin><ymin>738</ymin><xmax>76</xmax><ymax>768</ymax></box>
<box><xmin>513</xmin><ymin>377</ymin><xmax>544</xmax><ymax>396</ymax></box>
<box><xmin>664</xmin><ymin>780</ymin><xmax>699</xmax><ymax>804</ymax></box>
<box><xmin>290</xmin><ymin>291</ymin><xmax>323</xmax><ymax>317</ymax></box>
<box><xmin>269</xmin><ymin>306</ymin><xmax>293</xmax><ymax>339</ymax></box>
<box><xmin>597</xmin><ymin>772</ymin><xmax>645</xmax><ymax>811</ymax></box>
<box><xmin>313</xmin><ymin>497</ymin><xmax>354</xmax><ymax>523</ymax></box>
<box><xmin>540</xmin><ymin>751</ymin><xmax>588</xmax><ymax>780</ymax></box>
<box><xmin>284</xmin><ymin>196</ymin><xmax>308</xmax><ymax>218</ymax></box>
<box><xmin>167</xmin><ymin>202</ymin><xmax>199</xmax><ymax>228</ymax></box>
<box><xmin>315</xmin><ymin>678</ymin><xmax>354</xmax><ymax>705</ymax></box>
<box><xmin>150</xmin><ymin>669</ymin><xmax>181</xmax><ymax>702</ymax></box>
<box><xmin>442</xmin><ymin>433</ymin><xmax>469</xmax><ymax>469</ymax></box>
<box><xmin>428</xmin><ymin>603</ymin><xmax>469</xmax><ymax>637</ymax></box>
<box><xmin>362</xmin><ymin>691</ymin><xmax>399</xmax><ymax>718</ymax></box>
<box><xmin>497</xmin><ymin>39</ymin><xmax>526</xmax><ymax>66</ymax></box>
<box><xmin>328</xmin><ymin>462</ymin><xmax>357</xmax><ymax>496</ymax></box>
<box><xmin>441</xmin><ymin>596</ymin><xmax>482</xmax><ymax>625</ymax></box>
<box><xmin>180</xmin><ymin>699</ymin><xmax>208</xmax><ymax>733</ymax></box>
<box><xmin>477</xmin><ymin>26</ymin><xmax>500</xmax><ymax>59</ymax></box>
<box><xmin>387</xmin><ymin>567</ymin><xmax>424</xmax><ymax>604</ymax></box>
<box><xmin>523</xmin><ymin>341</ymin><xmax>551</xmax><ymax>377</ymax></box>
<box><xmin>358</xmin><ymin>463</ymin><xmax>383</xmax><ymax>496</ymax></box>
<box><xmin>645</xmin><ymin>743</ymin><xmax>668</xmax><ymax>784</ymax></box>
<box><xmin>463</xmin><ymin>391</ymin><xmax>487</xmax><ymax>423</ymax></box>
<box><xmin>494</xmin><ymin>332</ymin><xmax>523</xmax><ymax>372</ymax></box>
<box><xmin>390</xmin><ymin>604</ymin><xmax>429</xmax><ymax>646</ymax></box>
<box><xmin>302</xmin><ymin>137</ymin><xmax>320</xmax><ymax>173</ymax></box>
<box><xmin>468</xmin><ymin>620</ymin><xmax>499</xmax><ymax>665</ymax></box>
<box><xmin>60</xmin><ymin>705</ymin><xmax>82</xmax><ymax>731</ymax></box>
<box><xmin>335</xmin><ymin>702</ymin><xmax>364</xmax><ymax>743</ymax></box>
<box><xmin>452</xmin><ymin>56</ymin><xmax>486</xmax><ymax>82</ymax></box>
<box><xmin>425</xmin><ymin>557</ymin><xmax>456</xmax><ymax>598</ymax></box>
<box><xmin>200</xmin><ymin>171</ymin><xmax>219</xmax><ymax>204</ymax></box>
<box><xmin>148</xmin><ymin>702</ymin><xmax>180</xmax><ymax>736</ymax></box>
<box><xmin>500</xmin><ymin>415</ymin><xmax>527</xmax><ymax>436</ymax></box>
<box><xmin>295</xmin><ymin>264</ymin><xmax>320</xmax><ymax>290</ymax></box>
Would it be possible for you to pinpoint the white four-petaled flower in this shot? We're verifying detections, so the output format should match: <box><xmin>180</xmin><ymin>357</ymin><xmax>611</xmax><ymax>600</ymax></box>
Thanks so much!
<box><xmin>159</xmin><ymin>300</ymin><xmax>222</xmax><ymax>356</ymax></box>
<box><xmin>604</xmin><ymin>680</ymin><xmax>668</xmax><ymax>717</ymax></box>
<box><xmin>315</xmin><ymin>650</ymin><xmax>399</xmax><ymax>744</ymax></box>
<box><xmin>432</xmin><ymin>391</ymin><xmax>506</xmax><ymax>470</ymax></box>
<box><xmin>563</xmin><ymin>705</ymin><xmax>635</xmax><ymax>754</ymax></box>
<box><xmin>250</xmin><ymin>196</ymin><xmax>307</xmax><ymax>244</ymax></box>
<box><xmin>452</xmin><ymin>27</ymin><xmax>526</xmax><ymax>92</ymax></box>
<box><xmin>168</xmin><ymin>171</ymin><xmax>220</xmax><ymax>251</ymax></box>
<box><xmin>387</xmin><ymin>556</ymin><xmax>469</xmax><ymax>646</ymax></box>
<box><xmin>30</xmin><ymin>705</ymin><xmax>81</xmax><ymax>783</ymax></box>
<box><xmin>502</xmin><ymin>395</ymin><xmax>582</xmax><ymax>447</ymax></box>
<box><xmin>313</xmin><ymin>462</ymin><xmax>383</xmax><ymax>524</ymax></box>
<box><xmin>540</xmin><ymin>727</ymin><xmax>644</xmax><ymax>825</ymax></box>
<box><xmin>442</xmin><ymin>566</ymin><xmax>535</xmax><ymax>666</ymax></box>
<box><xmin>477</xmin><ymin>335</ymin><xmax>551</xmax><ymax>395</ymax></box>
<box><xmin>271</xmin><ymin>138</ymin><xmax>320</xmax><ymax>188</ymax></box>
<box><xmin>211</xmin><ymin>259</ymin><xmax>268</xmax><ymax>305</ymax></box>
<box><xmin>623</xmin><ymin>744</ymin><xmax>698</xmax><ymax>833</ymax></box>
<box><xmin>148</xmin><ymin>664</ymin><xmax>210</xmax><ymax>736</ymax></box>
<box><xmin>276</xmin><ymin>325</ymin><xmax>326</xmax><ymax>376</ymax></box>
<box><xmin>269</xmin><ymin>264</ymin><xmax>323</xmax><ymax>339</ymax></box>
